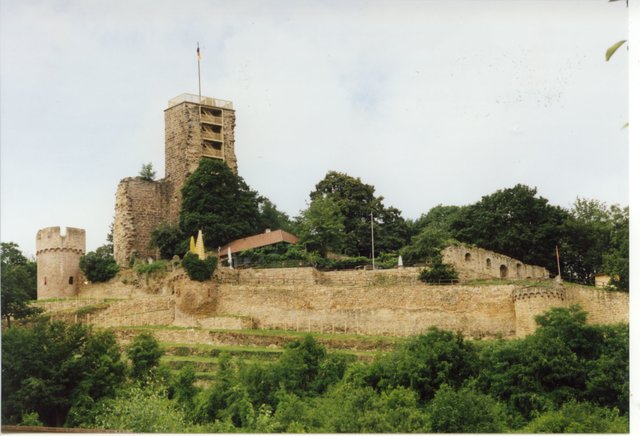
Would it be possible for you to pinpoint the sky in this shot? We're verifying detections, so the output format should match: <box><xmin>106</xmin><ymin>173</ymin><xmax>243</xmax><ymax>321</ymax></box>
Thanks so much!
<box><xmin>0</xmin><ymin>0</ymin><xmax>631</xmax><ymax>258</ymax></box>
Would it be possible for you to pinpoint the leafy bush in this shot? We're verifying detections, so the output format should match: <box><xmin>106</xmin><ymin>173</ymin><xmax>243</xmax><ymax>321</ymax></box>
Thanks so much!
<box><xmin>418</xmin><ymin>258</ymin><xmax>458</xmax><ymax>283</ymax></box>
<box><xmin>427</xmin><ymin>385</ymin><xmax>508</xmax><ymax>433</ymax></box>
<box><xmin>182</xmin><ymin>252</ymin><xmax>217</xmax><ymax>281</ymax></box>
<box><xmin>2</xmin><ymin>321</ymin><xmax>125</xmax><ymax>426</ymax></box>
<box><xmin>79</xmin><ymin>245</ymin><xmax>119</xmax><ymax>283</ymax></box>
<box><xmin>134</xmin><ymin>260</ymin><xmax>167</xmax><ymax>278</ymax></box>
<box><xmin>368</xmin><ymin>327</ymin><xmax>479</xmax><ymax>403</ymax></box>
<box><xmin>127</xmin><ymin>333</ymin><xmax>164</xmax><ymax>381</ymax></box>
<box><xmin>150</xmin><ymin>224</ymin><xmax>185</xmax><ymax>260</ymax></box>
<box><xmin>522</xmin><ymin>401</ymin><xmax>628</xmax><ymax>433</ymax></box>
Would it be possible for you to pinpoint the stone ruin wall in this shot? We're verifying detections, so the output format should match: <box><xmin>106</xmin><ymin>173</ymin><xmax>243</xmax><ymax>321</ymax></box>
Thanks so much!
<box><xmin>113</xmin><ymin>178</ymin><xmax>169</xmax><ymax>265</ymax></box>
<box><xmin>36</xmin><ymin>227</ymin><xmax>86</xmax><ymax>299</ymax></box>
<box><xmin>113</xmin><ymin>99</ymin><xmax>238</xmax><ymax>266</ymax></box>
<box><xmin>442</xmin><ymin>245</ymin><xmax>549</xmax><ymax>281</ymax></box>
<box><xmin>42</xmin><ymin>265</ymin><xmax>628</xmax><ymax>340</ymax></box>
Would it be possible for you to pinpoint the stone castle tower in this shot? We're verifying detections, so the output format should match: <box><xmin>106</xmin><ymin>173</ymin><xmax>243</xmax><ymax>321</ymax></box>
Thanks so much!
<box><xmin>113</xmin><ymin>94</ymin><xmax>236</xmax><ymax>265</ymax></box>
<box><xmin>36</xmin><ymin>227</ymin><xmax>86</xmax><ymax>299</ymax></box>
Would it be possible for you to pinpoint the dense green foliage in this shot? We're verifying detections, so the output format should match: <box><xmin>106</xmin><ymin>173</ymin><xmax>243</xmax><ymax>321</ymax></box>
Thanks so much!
<box><xmin>1</xmin><ymin>242</ymin><xmax>41</xmax><ymax>327</ymax></box>
<box><xmin>150</xmin><ymin>224</ymin><xmax>186</xmax><ymax>260</ymax></box>
<box><xmin>0</xmin><ymin>306</ymin><xmax>628</xmax><ymax>432</ymax></box>
<box><xmin>450</xmin><ymin>184</ymin><xmax>568</xmax><ymax>274</ymax></box>
<box><xmin>127</xmin><ymin>333</ymin><xmax>164</xmax><ymax>381</ymax></box>
<box><xmin>418</xmin><ymin>258</ymin><xmax>459</xmax><ymax>283</ymax></box>
<box><xmin>79</xmin><ymin>245</ymin><xmax>120</xmax><ymax>283</ymax></box>
<box><xmin>303</xmin><ymin>171</ymin><xmax>410</xmax><ymax>257</ymax></box>
<box><xmin>182</xmin><ymin>252</ymin><xmax>218</xmax><ymax>281</ymax></box>
<box><xmin>179</xmin><ymin>159</ymin><xmax>263</xmax><ymax>249</ymax></box>
<box><xmin>1</xmin><ymin>321</ymin><xmax>126</xmax><ymax>426</ymax></box>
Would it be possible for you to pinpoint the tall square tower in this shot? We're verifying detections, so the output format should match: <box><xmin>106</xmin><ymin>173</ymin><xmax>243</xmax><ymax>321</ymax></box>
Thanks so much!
<box><xmin>113</xmin><ymin>94</ymin><xmax>237</xmax><ymax>265</ymax></box>
<box><xmin>164</xmin><ymin>94</ymin><xmax>238</xmax><ymax>223</ymax></box>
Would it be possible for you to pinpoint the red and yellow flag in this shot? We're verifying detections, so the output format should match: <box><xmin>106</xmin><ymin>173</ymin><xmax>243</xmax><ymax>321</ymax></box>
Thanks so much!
<box><xmin>197</xmin><ymin>45</ymin><xmax>201</xmax><ymax>60</ymax></box>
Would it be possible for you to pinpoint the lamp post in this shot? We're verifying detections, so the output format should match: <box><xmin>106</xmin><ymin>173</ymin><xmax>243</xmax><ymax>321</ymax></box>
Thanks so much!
<box><xmin>371</xmin><ymin>211</ymin><xmax>375</xmax><ymax>270</ymax></box>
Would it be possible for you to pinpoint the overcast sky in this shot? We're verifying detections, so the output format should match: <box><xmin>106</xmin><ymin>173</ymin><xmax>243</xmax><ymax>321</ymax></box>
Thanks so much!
<box><xmin>0</xmin><ymin>0</ymin><xmax>630</xmax><ymax>257</ymax></box>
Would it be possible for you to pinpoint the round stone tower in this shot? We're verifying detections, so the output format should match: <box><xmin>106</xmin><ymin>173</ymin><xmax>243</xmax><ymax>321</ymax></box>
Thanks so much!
<box><xmin>512</xmin><ymin>285</ymin><xmax>566</xmax><ymax>337</ymax></box>
<box><xmin>36</xmin><ymin>227</ymin><xmax>86</xmax><ymax>299</ymax></box>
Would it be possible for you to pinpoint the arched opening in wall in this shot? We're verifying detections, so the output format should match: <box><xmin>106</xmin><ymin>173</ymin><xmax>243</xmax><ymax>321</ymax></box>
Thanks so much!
<box><xmin>500</xmin><ymin>265</ymin><xmax>508</xmax><ymax>279</ymax></box>
<box><xmin>44</xmin><ymin>277</ymin><xmax>47</xmax><ymax>286</ymax></box>
<box><xmin>465</xmin><ymin>253</ymin><xmax>471</xmax><ymax>262</ymax></box>
<box><xmin>68</xmin><ymin>276</ymin><xmax>74</xmax><ymax>285</ymax></box>
<box><xmin>516</xmin><ymin>263</ymin><xmax>522</xmax><ymax>278</ymax></box>
<box><xmin>486</xmin><ymin>258</ymin><xmax>491</xmax><ymax>268</ymax></box>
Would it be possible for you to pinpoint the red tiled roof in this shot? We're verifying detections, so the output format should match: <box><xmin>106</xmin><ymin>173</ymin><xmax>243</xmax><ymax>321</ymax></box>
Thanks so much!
<box><xmin>219</xmin><ymin>229</ymin><xmax>299</xmax><ymax>256</ymax></box>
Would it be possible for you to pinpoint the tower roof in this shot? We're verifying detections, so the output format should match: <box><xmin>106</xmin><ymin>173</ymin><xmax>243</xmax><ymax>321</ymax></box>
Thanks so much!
<box><xmin>167</xmin><ymin>93</ymin><xmax>233</xmax><ymax>110</ymax></box>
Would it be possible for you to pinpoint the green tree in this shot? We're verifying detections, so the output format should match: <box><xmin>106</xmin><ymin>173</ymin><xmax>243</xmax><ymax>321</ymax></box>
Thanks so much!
<box><xmin>171</xmin><ymin>364</ymin><xmax>199</xmax><ymax>418</ymax></box>
<box><xmin>400</xmin><ymin>225</ymin><xmax>455</xmax><ymax>266</ymax></box>
<box><xmin>523</xmin><ymin>401</ymin><xmax>627</xmax><ymax>433</ymax></box>
<box><xmin>559</xmin><ymin>199</ymin><xmax>628</xmax><ymax>287</ymax></box>
<box><xmin>138</xmin><ymin>162</ymin><xmax>156</xmax><ymax>181</ymax></box>
<box><xmin>79</xmin><ymin>245</ymin><xmax>119</xmax><ymax>283</ymax></box>
<box><xmin>84</xmin><ymin>384</ymin><xmax>190</xmax><ymax>432</ymax></box>
<box><xmin>407</xmin><ymin>204</ymin><xmax>462</xmax><ymax>237</ymax></box>
<box><xmin>309</xmin><ymin>171</ymin><xmax>409</xmax><ymax>257</ymax></box>
<box><xmin>257</xmin><ymin>197</ymin><xmax>293</xmax><ymax>233</ymax></box>
<box><xmin>297</xmin><ymin>196</ymin><xmax>346</xmax><ymax>256</ymax></box>
<box><xmin>150</xmin><ymin>224</ymin><xmax>185</xmax><ymax>259</ymax></box>
<box><xmin>181</xmin><ymin>252</ymin><xmax>217</xmax><ymax>281</ymax></box>
<box><xmin>368</xmin><ymin>327</ymin><xmax>478</xmax><ymax>403</ymax></box>
<box><xmin>450</xmin><ymin>184</ymin><xmax>568</xmax><ymax>274</ymax></box>
<box><xmin>585</xmin><ymin>324</ymin><xmax>629</xmax><ymax>413</ymax></box>
<box><xmin>1</xmin><ymin>242</ymin><xmax>41</xmax><ymax>327</ymax></box>
<box><xmin>427</xmin><ymin>385</ymin><xmax>508</xmax><ymax>433</ymax></box>
<box><xmin>2</xmin><ymin>321</ymin><xmax>125</xmax><ymax>427</ymax></box>
<box><xmin>602</xmin><ymin>205</ymin><xmax>629</xmax><ymax>291</ymax></box>
<box><xmin>418</xmin><ymin>258</ymin><xmax>458</xmax><ymax>283</ymax></box>
<box><xmin>180</xmin><ymin>159</ymin><xmax>262</xmax><ymax>249</ymax></box>
<box><xmin>127</xmin><ymin>332</ymin><xmax>163</xmax><ymax>381</ymax></box>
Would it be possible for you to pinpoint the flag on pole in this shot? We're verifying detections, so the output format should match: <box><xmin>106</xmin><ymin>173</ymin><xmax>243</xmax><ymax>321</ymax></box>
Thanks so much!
<box><xmin>197</xmin><ymin>44</ymin><xmax>201</xmax><ymax>60</ymax></box>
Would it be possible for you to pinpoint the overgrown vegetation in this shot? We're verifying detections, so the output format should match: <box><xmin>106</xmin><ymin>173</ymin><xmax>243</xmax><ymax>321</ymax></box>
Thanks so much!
<box><xmin>1</xmin><ymin>242</ymin><xmax>42</xmax><ymax>327</ymax></box>
<box><xmin>149</xmin><ymin>163</ymin><xmax>628</xmax><ymax>290</ymax></box>
<box><xmin>80</xmin><ymin>245</ymin><xmax>120</xmax><ymax>283</ymax></box>
<box><xmin>1</xmin><ymin>306</ymin><xmax>628</xmax><ymax>432</ymax></box>
<box><xmin>418</xmin><ymin>257</ymin><xmax>459</xmax><ymax>283</ymax></box>
<box><xmin>182</xmin><ymin>252</ymin><xmax>217</xmax><ymax>281</ymax></box>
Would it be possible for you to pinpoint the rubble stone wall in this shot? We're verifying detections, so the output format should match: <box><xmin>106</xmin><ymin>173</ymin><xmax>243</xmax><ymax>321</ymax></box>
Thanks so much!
<box><xmin>113</xmin><ymin>178</ymin><xmax>169</xmax><ymax>265</ymax></box>
<box><xmin>442</xmin><ymin>245</ymin><xmax>549</xmax><ymax>280</ymax></box>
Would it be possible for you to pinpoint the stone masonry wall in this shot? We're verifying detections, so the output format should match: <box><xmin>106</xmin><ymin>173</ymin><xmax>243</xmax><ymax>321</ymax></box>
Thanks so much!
<box><xmin>164</xmin><ymin>101</ymin><xmax>237</xmax><ymax>225</ymax></box>
<box><xmin>113</xmin><ymin>178</ymin><xmax>169</xmax><ymax>265</ymax></box>
<box><xmin>442</xmin><ymin>245</ymin><xmax>549</xmax><ymax>280</ymax></box>
<box><xmin>212</xmin><ymin>282</ymin><xmax>517</xmax><ymax>338</ymax></box>
<box><xmin>36</xmin><ymin>227</ymin><xmax>86</xmax><ymax>299</ymax></box>
<box><xmin>88</xmin><ymin>296</ymin><xmax>174</xmax><ymax>328</ymax></box>
<box><xmin>566</xmin><ymin>286</ymin><xmax>629</xmax><ymax>326</ymax></box>
<box><xmin>512</xmin><ymin>286</ymin><xmax>567</xmax><ymax>337</ymax></box>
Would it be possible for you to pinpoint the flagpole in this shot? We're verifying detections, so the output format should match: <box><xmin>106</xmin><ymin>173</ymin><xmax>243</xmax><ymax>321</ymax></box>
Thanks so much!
<box><xmin>197</xmin><ymin>42</ymin><xmax>202</xmax><ymax>103</ymax></box>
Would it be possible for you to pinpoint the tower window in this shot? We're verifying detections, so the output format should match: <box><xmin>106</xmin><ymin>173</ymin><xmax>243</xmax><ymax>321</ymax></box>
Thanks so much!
<box><xmin>44</xmin><ymin>277</ymin><xmax>47</xmax><ymax>285</ymax></box>
<box><xmin>69</xmin><ymin>276</ymin><xmax>74</xmax><ymax>285</ymax></box>
<box><xmin>464</xmin><ymin>253</ymin><xmax>471</xmax><ymax>262</ymax></box>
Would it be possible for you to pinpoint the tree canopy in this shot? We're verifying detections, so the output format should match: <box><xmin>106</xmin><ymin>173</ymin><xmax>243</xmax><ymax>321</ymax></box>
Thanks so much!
<box><xmin>179</xmin><ymin>159</ymin><xmax>263</xmax><ymax>250</ymax></box>
<box><xmin>450</xmin><ymin>184</ymin><xmax>569</xmax><ymax>274</ymax></box>
<box><xmin>303</xmin><ymin>171</ymin><xmax>410</xmax><ymax>257</ymax></box>
<box><xmin>1</xmin><ymin>242</ymin><xmax>41</xmax><ymax>327</ymax></box>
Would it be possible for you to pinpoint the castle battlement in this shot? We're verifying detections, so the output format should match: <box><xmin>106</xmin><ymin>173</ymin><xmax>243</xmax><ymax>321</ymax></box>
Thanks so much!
<box><xmin>36</xmin><ymin>226</ymin><xmax>86</xmax><ymax>299</ymax></box>
<box><xmin>36</xmin><ymin>227</ymin><xmax>86</xmax><ymax>254</ymax></box>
